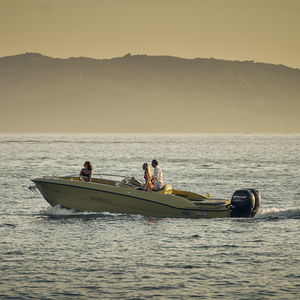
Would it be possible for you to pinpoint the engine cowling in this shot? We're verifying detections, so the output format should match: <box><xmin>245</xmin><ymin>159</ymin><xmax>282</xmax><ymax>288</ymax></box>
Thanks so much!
<box><xmin>248</xmin><ymin>188</ymin><xmax>261</xmax><ymax>217</ymax></box>
<box><xmin>231</xmin><ymin>189</ymin><xmax>261</xmax><ymax>218</ymax></box>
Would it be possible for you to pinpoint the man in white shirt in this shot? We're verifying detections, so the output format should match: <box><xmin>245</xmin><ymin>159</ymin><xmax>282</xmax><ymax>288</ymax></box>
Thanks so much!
<box><xmin>152</xmin><ymin>159</ymin><xmax>164</xmax><ymax>190</ymax></box>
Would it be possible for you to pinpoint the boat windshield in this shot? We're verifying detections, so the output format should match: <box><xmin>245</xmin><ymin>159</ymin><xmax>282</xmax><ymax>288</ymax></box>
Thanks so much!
<box><xmin>120</xmin><ymin>176</ymin><xmax>143</xmax><ymax>188</ymax></box>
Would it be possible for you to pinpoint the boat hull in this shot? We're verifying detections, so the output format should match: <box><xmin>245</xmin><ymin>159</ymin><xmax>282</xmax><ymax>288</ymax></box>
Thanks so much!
<box><xmin>32</xmin><ymin>177</ymin><xmax>232</xmax><ymax>219</ymax></box>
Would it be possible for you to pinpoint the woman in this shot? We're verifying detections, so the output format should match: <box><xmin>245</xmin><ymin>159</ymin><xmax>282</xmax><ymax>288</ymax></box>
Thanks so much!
<box><xmin>142</xmin><ymin>163</ymin><xmax>154</xmax><ymax>191</ymax></box>
<box><xmin>80</xmin><ymin>161</ymin><xmax>93</xmax><ymax>182</ymax></box>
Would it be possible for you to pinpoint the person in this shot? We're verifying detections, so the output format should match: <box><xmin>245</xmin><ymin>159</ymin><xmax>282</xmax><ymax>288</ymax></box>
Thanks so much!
<box><xmin>142</xmin><ymin>163</ymin><xmax>154</xmax><ymax>191</ymax></box>
<box><xmin>152</xmin><ymin>159</ymin><xmax>164</xmax><ymax>190</ymax></box>
<box><xmin>80</xmin><ymin>161</ymin><xmax>93</xmax><ymax>182</ymax></box>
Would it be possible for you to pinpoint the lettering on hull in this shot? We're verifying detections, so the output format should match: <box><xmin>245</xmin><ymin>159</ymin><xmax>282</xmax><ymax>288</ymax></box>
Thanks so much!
<box><xmin>89</xmin><ymin>195</ymin><xmax>112</xmax><ymax>204</ymax></box>
<box><xmin>181</xmin><ymin>211</ymin><xmax>191</xmax><ymax>215</ymax></box>
<box><xmin>195</xmin><ymin>212</ymin><xmax>208</xmax><ymax>216</ymax></box>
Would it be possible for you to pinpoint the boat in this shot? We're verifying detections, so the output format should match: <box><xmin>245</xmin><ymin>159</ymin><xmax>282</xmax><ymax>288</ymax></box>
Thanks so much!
<box><xmin>30</xmin><ymin>175</ymin><xmax>261</xmax><ymax>218</ymax></box>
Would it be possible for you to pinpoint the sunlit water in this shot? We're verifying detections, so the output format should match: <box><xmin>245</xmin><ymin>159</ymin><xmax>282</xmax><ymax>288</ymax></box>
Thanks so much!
<box><xmin>1</xmin><ymin>134</ymin><xmax>299</xmax><ymax>299</ymax></box>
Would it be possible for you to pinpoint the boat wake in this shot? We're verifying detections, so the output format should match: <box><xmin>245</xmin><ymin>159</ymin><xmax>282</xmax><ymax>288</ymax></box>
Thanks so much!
<box><xmin>39</xmin><ymin>205</ymin><xmax>130</xmax><ymax>219</ymax></box>
<box><xmin>39</xmin><ymin>205</ymin><xmax>300</xmax><ymax>221</ymax></box>
<box><xmin>40</xmin><ymin>205</ymin><xmax>79</xmax><ymax>216</ymax></box>
<box><xmin>255</xmin><ymin>207</ymin><xmax>300</xmax><ymax>220</ymax></box>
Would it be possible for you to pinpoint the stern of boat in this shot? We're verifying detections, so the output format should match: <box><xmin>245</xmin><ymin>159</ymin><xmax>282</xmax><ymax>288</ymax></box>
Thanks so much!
<box><xmin>230</xmin><ymin>189</ymin><xmax>261</xmax><ymax>217</ymax></box>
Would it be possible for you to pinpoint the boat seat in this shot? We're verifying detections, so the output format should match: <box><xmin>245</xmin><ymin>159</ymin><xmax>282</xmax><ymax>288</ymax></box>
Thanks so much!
<box><xmin>155</xmin><ymin>184</ymin><xmax>172</xmax><ymax>194</ymax></box>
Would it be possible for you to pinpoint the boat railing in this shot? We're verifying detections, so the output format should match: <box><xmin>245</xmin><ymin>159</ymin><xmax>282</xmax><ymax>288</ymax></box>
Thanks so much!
<box><xmin>59</xmin><ymin>173</ymin><xmax>129</xmax><ymax>179</ymax></box>
<box><xmin>94</xmin><ymin>173</ymin><xmax>129</xmax><ymax>179</ymax></box>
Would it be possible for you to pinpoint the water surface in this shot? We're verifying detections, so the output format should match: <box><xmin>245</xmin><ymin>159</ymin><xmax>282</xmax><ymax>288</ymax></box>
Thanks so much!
<box><xmin>1</xmin><ymin>134</ymin><xmax>299</xmax><ymax>299</ymax></box>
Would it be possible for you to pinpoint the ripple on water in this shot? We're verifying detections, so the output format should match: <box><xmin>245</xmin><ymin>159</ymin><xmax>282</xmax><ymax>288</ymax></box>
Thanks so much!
<box><xmin>1</xmin><ymin>134</ymin><xmax>300</xmax><ymax>299</ymax></box>
<box><xmin>0</xmin><ymin>223</ymin><xmax>16</xmax><ymax>228</ymax></box>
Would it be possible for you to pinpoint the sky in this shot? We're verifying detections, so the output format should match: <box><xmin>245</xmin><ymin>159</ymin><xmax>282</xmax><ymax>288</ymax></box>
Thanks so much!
<box><xmin>0</xmin><ymin>0</ymin><xmax>300</xmax><ymax>68</ymax></box>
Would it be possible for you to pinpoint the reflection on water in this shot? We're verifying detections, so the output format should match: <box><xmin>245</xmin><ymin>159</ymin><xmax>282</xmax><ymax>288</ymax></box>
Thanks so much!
<box><xmin>1</xmin><ymin>134</ymin><xmax>300</xmax><ymax>299</ymax></box>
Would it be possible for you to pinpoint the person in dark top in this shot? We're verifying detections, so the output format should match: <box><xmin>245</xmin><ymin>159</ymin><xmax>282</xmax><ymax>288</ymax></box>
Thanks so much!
<box><xmin>80</xmin><ymin>161</ymin><xmax>93</xmax><ymax>182</ymax></box>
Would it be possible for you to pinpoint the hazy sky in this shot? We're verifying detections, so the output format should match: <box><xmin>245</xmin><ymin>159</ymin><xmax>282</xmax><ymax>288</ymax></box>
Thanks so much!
<box><xmin>1</xmin><ymin>0</ymin><xmax>300</xmax><ymax>68</ymax></box>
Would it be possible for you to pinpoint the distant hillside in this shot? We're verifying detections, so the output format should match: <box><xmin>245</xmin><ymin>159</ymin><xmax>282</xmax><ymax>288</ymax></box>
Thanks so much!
<box><xmin>0</xmin><ymin>52</ymin><xmax>299</xmax><ymax>133</ymax></box>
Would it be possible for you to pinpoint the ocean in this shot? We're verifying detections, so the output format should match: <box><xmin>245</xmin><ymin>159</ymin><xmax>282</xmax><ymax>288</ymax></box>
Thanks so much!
<box><xmin>0</xmin><ymin>134</ymin><xmax>299</xmax><ymax>299</ymax></box>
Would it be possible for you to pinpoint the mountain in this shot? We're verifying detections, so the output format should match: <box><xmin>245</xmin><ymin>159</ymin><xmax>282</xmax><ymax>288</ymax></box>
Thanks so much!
<box><xmin>0</xmin><ymin>52</ymin><xmax>299</xmax><ymax>133</ymax></box>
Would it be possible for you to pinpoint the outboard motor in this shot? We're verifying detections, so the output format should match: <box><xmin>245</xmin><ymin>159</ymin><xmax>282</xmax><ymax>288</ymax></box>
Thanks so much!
<box><xmin>248</xmin><ymin>189</ymin><xmax>261</xmax><ymax>217</ymax></box>
<box><xmin>231</xmin><ymin>189</ymin><xmax>261</xmax><ymax>217</ymax></box>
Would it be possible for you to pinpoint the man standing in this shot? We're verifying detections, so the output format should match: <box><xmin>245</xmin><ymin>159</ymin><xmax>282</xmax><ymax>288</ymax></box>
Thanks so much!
<box><xmin>152</xmin><ymin>159</ymin><xmax>164</xmax><ymax>190</ymax></box>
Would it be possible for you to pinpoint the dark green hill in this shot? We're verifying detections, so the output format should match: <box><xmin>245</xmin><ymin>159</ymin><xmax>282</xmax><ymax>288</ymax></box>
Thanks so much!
<box><xmin>0</xmin><ymin>52</ymin><xmax>299</xmax><ymax>133</ymax></box>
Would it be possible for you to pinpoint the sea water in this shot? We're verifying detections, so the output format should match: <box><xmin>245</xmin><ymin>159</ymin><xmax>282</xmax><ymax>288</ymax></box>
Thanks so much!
<box><xmin>0</xmin><ymin>134</ymin><xmax>299</xmax><ymax>299</ymax></box>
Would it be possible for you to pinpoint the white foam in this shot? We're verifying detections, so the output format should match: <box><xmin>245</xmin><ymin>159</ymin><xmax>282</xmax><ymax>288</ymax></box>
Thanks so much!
<box><xmin>40</xmin><ymin>205</ymin><xmax>78</xmax><ymax>216</ymax></box>
<box><xmin>256</xmin><ymin>207</ymin><xmax>300</xmax><ymax>219</ymax></box>
<box><xmin>40</xmin><ymin>205</ymin><xmax>126</xmax><ymax>217</ymax></box>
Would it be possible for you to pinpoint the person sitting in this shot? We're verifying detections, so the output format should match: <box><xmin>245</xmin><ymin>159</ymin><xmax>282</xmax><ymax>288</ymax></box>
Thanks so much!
<box><xmin>80</xmin><ymin>161</ymin><xmax>93</xmax><ymax>182</ymax></box>
<box><xmin>152</xmin><ymin>159</ymin><xmax>164</xmax><ymax>190</ymax></box>
<box><xmin>142</xmin><ymin>163</ymin><xmax>154</xmax><ymax>191</ymax></box>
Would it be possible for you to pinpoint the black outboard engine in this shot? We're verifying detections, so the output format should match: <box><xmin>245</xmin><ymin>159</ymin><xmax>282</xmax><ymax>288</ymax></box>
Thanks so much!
<box><xmin>248</xmin><ymin>188</ymin><xmax>261</xmax><ymax>217</ymax></box>
<box><xmin>231</xmin><ymin>189</ymin><xmax>261</xmax><ymax>217</ymax></box>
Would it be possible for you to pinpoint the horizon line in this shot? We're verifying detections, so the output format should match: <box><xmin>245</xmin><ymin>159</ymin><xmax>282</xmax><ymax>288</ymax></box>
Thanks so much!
<box><xmin>0</xmin><ymin>132</ymin><xmax>299</xmax><ymax>135</ymax></box>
